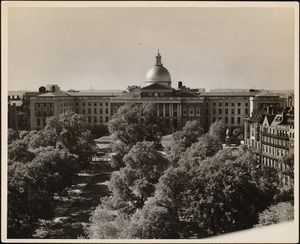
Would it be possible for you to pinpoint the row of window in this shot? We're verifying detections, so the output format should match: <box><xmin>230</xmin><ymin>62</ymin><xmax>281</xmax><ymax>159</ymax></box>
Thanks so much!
<box><xmin>212</xmin><ymin>117</ymin><xmax>242</xmax><ymax>124</ymax></box>
<box><xmin>87</xmin><ymin>116</ymin><xmax>109</xmax><ymax>123</ymax></box>
<box><xmin>209</xmin><ymin>108</ymin><xmax>248</xmax><ymax>115</ymax></box>
<box><xmin>36</xmin><ymin>118</ymin><xmax>46</xmax><ymax>126</ymax></box>
<box><xmin>36</xmin><ymin>109</ymin><xmax>53</xmax><ymax>116</ymax></box>
<box><xmin>262</xmin><ymin>144</ymin><xmax>288</xmax><ymax>156</ymax></box>
<box><xmin>82</xmin><ymin>108</ymin><xmax>109</xmax><ymax>114</ymax></box>
<box><xmin>207</xmin><ymin>102</ymin><xmax>248</xmax><ymax>107</ymax></box>
<box><xmin>262</xmin><ymin>136</ymin><xmax>289</xmax><ymax>147</ymax></box>
<box><xmin>36</xmin><ymin>103</ymin><xmax>53</xmax><ymax>108</ymax></box>
<box><xmin>262</xmin><ymin>156</ymin><xmax>287</xmax><ymax>170</ymax></box>
<box><xmin>79</xmin><ymin>102</ymin><xmax>109</xmax><ymax>107</ymax></box>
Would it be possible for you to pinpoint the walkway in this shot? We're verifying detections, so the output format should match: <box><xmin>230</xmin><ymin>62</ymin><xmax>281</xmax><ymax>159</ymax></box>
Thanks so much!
<box><xmin>33</xmin><ymin>163</ymin><xmax>112</xmax><ymax>239</ymax></box>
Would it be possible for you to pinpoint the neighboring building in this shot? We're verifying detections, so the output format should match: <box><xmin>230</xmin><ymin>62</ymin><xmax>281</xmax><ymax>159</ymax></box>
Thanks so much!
<box><xmin>29</xmin><ymin>52</ymin><xmax>288</xmax><ymax>136</ymax></box>
<box><xmin>30</xmin><ymin>90</ymin><xmax>118</xmax><ymax>130</ymax></box>
<box><xmin>244</xmin><ymin>94</ymin><xmax>294</xmax><ymax>185</ymax></box>
<box><xmin>8</xmin><ymin>95</ymin><xmax>23</xmax><ymax>131</ymax></box>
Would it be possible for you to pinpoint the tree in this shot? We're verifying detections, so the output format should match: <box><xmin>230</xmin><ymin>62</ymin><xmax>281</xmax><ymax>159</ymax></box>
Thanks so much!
<box><xmin>180</xmin><ymin>149</ymin><xmax>278</xmax><ymax>236</ymax></box>
<box><xmin>184</xmin><ymin>133</ymin><xmax>222</xmax><ymax>161</ymax></box>
<box><xmin>166</xmin><ymin>120</ymin><xmax>204</xmax><ymax>163</ymax></box>
<box><xmin>90</xmin><ymin>124</ymin><xmax>108</xmax><ymax>139</ymax></box>
<box><xmin>7</xmin><ymin>110</ymin><xmax>95</xmax><ymax>238</ymax></box>
<box><xmin>256</xmin><ymin>202</ymin><xmax>294</xmax><ymax>227</ymax></box>
<box><xmin>125</xmin><ymin>199</ymin><xmax>180</xmax><ymax>239</ymax></box>
<box><xmin>8</xmin><ymin>161</ymin><xmax>54</xmax><ymax>237</ymax></box>
<box><xmin>7</xmin><ymin>145</ymin><xmax>78</xmax><ymax>238</ymax></box>
<box><xmin>108</xmin><ymin>141</ymin><xmax>169</xmax><ymax>213</ymax></box>
<box><xmin>8</xmin><ymin>128</ymin><xmax>18</xmax><ymax>144</ymax></box>
<box><xmin>108</xmin><ymin>103</ymin><xmax>162</xmax><ymax>167</ymax></box>
<box><xmin>8</xmin><ymin>139</ymin><xmax>35</xmax><ymax>164</ymax></box>
<box><xmin>232</xmin><ymin>127</ymin><xmax>244</xmax><ymax>144</ymax></box>
<box><xmin>87</xmin><ymin>206</ymin><xmax>129</xmax><ymax>239</ymax></box>
<box><xmin>208</xmin><ymin>120</ymin><xmax>226</xmax><ymax>143</ymax></box>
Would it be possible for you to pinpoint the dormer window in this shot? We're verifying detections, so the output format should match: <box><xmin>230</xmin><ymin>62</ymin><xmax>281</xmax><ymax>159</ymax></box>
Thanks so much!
<box><xmin>148</xmin><ymin>92</ymin><xmax>152</xmax><ymax>96</ymax></box>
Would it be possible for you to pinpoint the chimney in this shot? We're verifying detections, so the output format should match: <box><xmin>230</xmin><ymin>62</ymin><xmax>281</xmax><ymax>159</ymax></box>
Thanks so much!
<box><xmin>178</xmin><ymin>81</ymin><xmax>182</xmax><ymax>89</ymax></box>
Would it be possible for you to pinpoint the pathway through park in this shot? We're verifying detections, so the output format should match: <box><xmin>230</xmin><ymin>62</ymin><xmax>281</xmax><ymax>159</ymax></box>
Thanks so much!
<box><xmin>34</xmin><ymin>163</ymin><xmax>112</xmax><ymax>239</ymax></box>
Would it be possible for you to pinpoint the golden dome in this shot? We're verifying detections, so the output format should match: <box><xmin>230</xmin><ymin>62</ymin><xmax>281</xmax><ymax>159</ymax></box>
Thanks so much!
<box><xmin>145</xmin><ymin>51</ymin><xmax>171</xmax><ymax>87</ymax></box>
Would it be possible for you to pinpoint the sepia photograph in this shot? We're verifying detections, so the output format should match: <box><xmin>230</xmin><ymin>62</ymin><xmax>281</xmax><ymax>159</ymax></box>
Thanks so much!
<box><xmin>1</xmin><ymin>1</ymin><xmax>299</xmax><ymax>243</ymax></box>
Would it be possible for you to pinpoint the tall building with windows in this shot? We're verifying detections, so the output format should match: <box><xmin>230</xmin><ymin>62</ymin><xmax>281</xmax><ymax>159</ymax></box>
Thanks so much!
<box><xmin>30</xmin><ymin>87</ymin><xmax>118</xmax><ymax>130</ymax></box>
<box><xmin>29</xmin><ymin>52</ymin><xmax>288</xmax><ymax>135</ymax></box>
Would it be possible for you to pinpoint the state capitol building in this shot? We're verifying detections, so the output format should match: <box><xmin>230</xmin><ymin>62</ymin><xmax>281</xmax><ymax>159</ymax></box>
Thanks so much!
<box><xmin>29</xmin><ymin>51</ymin><xmax>285</xmax><ymax>134</ymax></box>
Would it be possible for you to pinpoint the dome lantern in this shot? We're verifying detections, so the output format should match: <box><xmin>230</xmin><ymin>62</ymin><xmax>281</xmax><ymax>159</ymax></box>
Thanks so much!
<box><xmin>145</xmin><ymin>51</ymin><xmax>172</xmax><ymax>87</ymax></box>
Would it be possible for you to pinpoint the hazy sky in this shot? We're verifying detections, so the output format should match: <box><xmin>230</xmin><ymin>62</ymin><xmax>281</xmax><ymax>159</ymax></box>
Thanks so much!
<box><xmin>5</xmin><ymin>3</ymin><xmax>297</xmax><ymax>91</ymax></box>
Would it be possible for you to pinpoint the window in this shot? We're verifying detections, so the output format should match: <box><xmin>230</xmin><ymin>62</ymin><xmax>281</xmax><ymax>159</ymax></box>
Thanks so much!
<box><xmin>245</xmin><ymin>103</ymin><xmax>248</xmax><ymax>107</ymax></box>
<box><xmin>82</xmin><ymin>102</ymin><xmax>85</xmax><ymax>106</ymax></box>
<box><xmin>148</xmin><ymin>92</ymin><xmax>152</xmax><ymax>96</ymax></box>
<box><xmin>100</xmin><ymin>108</ymin><xmax>103</xmax><ymax>114</ymax></box>
<box><xmin>94</xmin><ymin>116</ymin><xmax>97</xmax><ymax>123</ymax></box>
<box><xmin>238</xmin><ymin>103</ymin><xmax>241</xmax><ymax>106</ymax></box>
<box><xmin>225</xmin><ymin>108</ymin><xmax>228</xmax><ymax>114</ymax></box>
<box><xmin>231</xmin><ymin>109</ymin><xmax>234</xmax><ymax>114</ymax></box>
<box><xmin>76</xmin><ymin>102</ymin><xmax>79</xmax><ymax>106</ymax></box>
<box><xmin>49</xmin><ymin>110</ymin><xmax>53</xmax><ymax>116</ymax></box>
<box><xmin>219</xmin><ymin>103</ymin><xmax>222</xmax><ymax>106</ymax></box>
<box><xmin>82</xmin><ymin>109</ymin><xmax>85</xmax><ymax>114</ymax></box>
<box><xmin>105</xmin><ymin>116</ymin><xmax>109</xmax><ymax>122</ymax></box>
<box><xmin>238</xmin><ymin>109</ymin><xmax>241</xmax><ymax>114</ymax></box>
<box><xmin>237</xmin><ymin>117</ymin><xmax>241</xmax><ymax>124</ymax></box>
<box><xmin>37</xmin><ymin>118</ymin><xmax>40</xmax><ymax>126</ymax></box>
<box><xmin>100</xmin><ymin>117</ymin><xmax>103</xmax><ymax>123</ymax></box>
<box><xmin>94</xmin><ymin>102</ymin><xmax>97</xmax><ymax>106</ymax></box>
<box><xmin>205</xmin><ymin>109</ymin><xmax>208</xmax><ymax>115</ymax></box>
<box><xmin>105</xmin><ymin>102</ymin><xmax>108</xmax><ymax>106</ymax></box>
<box><xmin>225</xmin><ymin>117</ymin><xmax>228</xmax><ymax>123</ymax></box>
<box><xmin>99</xmin><ymin>103</ymin><xmax>102</xmax><ymax>107</ymax></box>
<box><xmin>219</xmin><ymin>108</ymin><xmax>222</xmax><ymax>114</ymax></box>
<box><xmin>94</xmin><ymin>108</ymin><xmax>97</xmax><ymax>113</ymax></box>
<box><xmin>43</xmin><ymin>119</ymin><xmax>46</xmax><ymax>126</ymax></box>
<box><xmin>231</xmin><ymin>103</ymin><xmax>235</xmax><ymax>106</ymax></box>
<box><xmin>245</xmin><ymin>109</ymin><xmax>248</xmax><ymax>114</ymax></box>
<box><xmin>88</xmin><ymin>116</ymin><xmax>91</xmax><ymax>123</ymax></box>
<box><xmin>213</xmin><ymin>117</ymin><xmax>216</xmax><ymax>122</ymax></box>
<box><xmin>88</xmin><ymin>103</ymin><xmax>91</xmax><ymax>106</ymax></box>
<box><xmin>44</xmin><ymin>104</ymin><xmax>47</xmax><ymax>107</ymax></box>
<box><xmin>105</xmin><ymin>108</ymin><xmax>109</xmax><ymax>114</ymax></box>
<box><xmin>225</xmin><ymin>103</ymin><xmax>228</xmax><ymax>106</ymax></box>
<box><xmin>37</xmin><ymin>104</ymin><xmax>41</xmax><ymax>108</ymax></box>
<box><xmin>165</xmin><ymin>104</ymin><xmax>170</xmax><ymax>116</ymax></box>
<box><xmin>213</xmin><ymin>109</ymin><xmax>216</xmax><ymax>115</ymax></box>
<box><xmin>88</xmin><ymin>108</ymin><xmax>91</xmax><ymax>114</ymax></box>
<box><xmin>160</xmin><ymin>92</ymin><xmax>164</xmax><ymax>96</ymax></box>
<box><xmin>213</xmin><ymin>103</ymin><xmax>216</xmax><ymax>107</ymax></box>
<box><xmin>50</xmin><ymin>104</ymin><xmax>53</xmax><ymax>107</ymax></box>
<box><xmin>231</xmin><ymin>117</ymin><xmax>234</xmax><ymax>124</ymax></box>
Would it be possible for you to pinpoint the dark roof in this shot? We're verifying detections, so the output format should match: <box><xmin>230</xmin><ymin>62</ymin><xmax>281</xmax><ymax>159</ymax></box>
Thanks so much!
<box><xmin>141</xmin><ymin>83</ymin><xmax>174</xmax><ymax>91</ymax></box>
<box><xmin>174</xmin><ymin>89</ymin><xmax>199</xmax><ymax>97</ymax></box>
<box><xmin>38</xmin><ymin>92</ymin><xmax>70</xmax><ymax>97</ymax></box>
<box><xmin>111</xmin><ymin>89</ymin><xmax>141</xmax><ymax>99</ymax></box>
<box><xmin>255</xmin><ymin>92</ymin><xmax>282</xmax><ymax>97</ymax></box>
<box><xmin>66</xmin><ymin>91</ymin><xmax>120</xmax><ymax>97</ymax></box>
<box><xmin>201</xmin><ymin>91</ymin><xmax>260</xmax><ymax>97</ymax></box>
<box><xmin>264</xmin><ymin>114</ymin><xmax>276</xmax><ymax>125</ymax></box>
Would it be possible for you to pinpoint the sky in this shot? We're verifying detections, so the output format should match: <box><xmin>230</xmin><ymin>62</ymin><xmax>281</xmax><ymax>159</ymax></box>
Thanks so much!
<box><xmin>4</xmin><ymin>2</ymin><xmax>297</xmax><ymax>91</ymax></box>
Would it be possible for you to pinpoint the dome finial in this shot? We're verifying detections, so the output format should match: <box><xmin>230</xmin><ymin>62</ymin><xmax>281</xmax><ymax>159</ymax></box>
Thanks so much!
<box><xmin>156</xmin><ymin>50</ymin><xmax>162</xmax><ymax>66</ymax></box>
